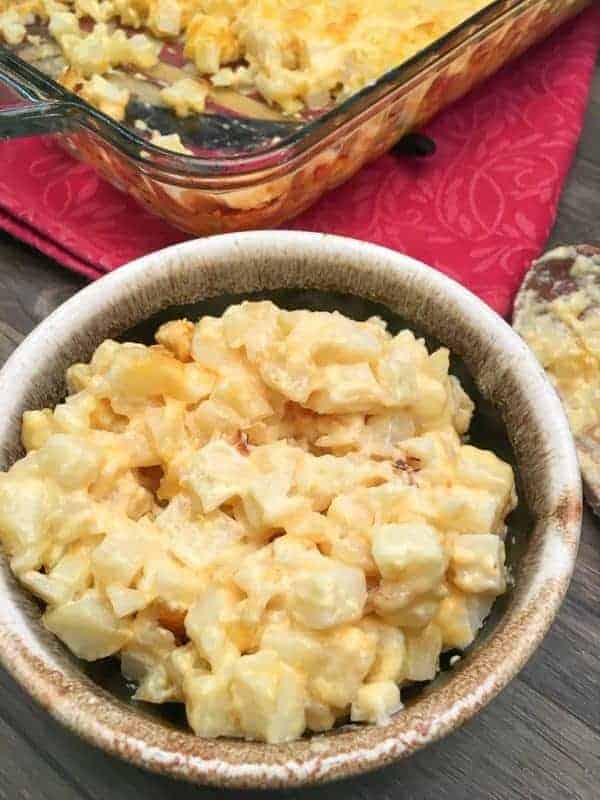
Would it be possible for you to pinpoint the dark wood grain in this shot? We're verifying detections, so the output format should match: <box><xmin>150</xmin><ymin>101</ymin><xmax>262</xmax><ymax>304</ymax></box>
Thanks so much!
<box><xmin>0</xmin><ymin>58</ymin><xmax>598</xmax><ymax>800</ymax></box>
<box><xmin>547</xmin><ymin>64</ymin><xmax>600</xmax><ymax>250</ymax></box>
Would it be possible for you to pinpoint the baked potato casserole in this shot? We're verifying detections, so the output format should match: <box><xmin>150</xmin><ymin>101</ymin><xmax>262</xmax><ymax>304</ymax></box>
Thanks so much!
<box><xmin>0</xmin><ymin>0</ymin><xmax>490</xmax><ymax>125</ymax></box>
<box><xmin>0</xmin><ymin>302</ymin><xmax>516</xmax><ymax>743</ymax></box>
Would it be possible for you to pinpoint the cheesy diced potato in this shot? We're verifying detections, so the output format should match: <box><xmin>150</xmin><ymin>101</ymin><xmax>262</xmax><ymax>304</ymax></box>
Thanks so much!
<box><xmin>0</xmin><ymin>301</ymin><xmax>515</xmax><ymax>744</ymax></box>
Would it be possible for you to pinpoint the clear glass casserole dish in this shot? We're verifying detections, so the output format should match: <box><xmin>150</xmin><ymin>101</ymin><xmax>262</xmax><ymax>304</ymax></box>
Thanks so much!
<box><xmin>0</xmin><ymin>0</ymin><xmax>590</xmax><ymax>236</ymax></box>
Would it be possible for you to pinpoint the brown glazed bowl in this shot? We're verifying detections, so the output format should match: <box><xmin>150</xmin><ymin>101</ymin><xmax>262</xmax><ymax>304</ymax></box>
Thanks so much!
<box><xmin>0</xmin><ymin>232</ymin><xmax>582</xmax><ymax>789</ymax></box>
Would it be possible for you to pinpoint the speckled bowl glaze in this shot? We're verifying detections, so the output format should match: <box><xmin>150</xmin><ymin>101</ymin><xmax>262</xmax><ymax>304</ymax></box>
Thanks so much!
<box><xmin>0</xmin><ymin>232</ymin><xmax>582</xmax><ymax>789</ymax></box>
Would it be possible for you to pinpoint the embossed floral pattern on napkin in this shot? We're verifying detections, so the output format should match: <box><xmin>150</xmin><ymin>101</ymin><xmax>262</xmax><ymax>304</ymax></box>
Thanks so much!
<box><xmin>0</xmin><ymin>5</ymin><xmax>598</xmax><ymax>316</ymax></box>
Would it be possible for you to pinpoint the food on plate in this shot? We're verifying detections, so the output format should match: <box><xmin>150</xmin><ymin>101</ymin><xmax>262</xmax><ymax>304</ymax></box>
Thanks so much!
<box><xmin>514</xmin><ymin>244</ymin><xmax>600</xmax><ymax>515</ymax></box>
<box><xmin>0</xmin><ymin>301</ymin><xmax>517</xmax><ymax>743</ymax></box>
<box><xmin>0</xmin><ymin>0</ymin><xmax>490</xmax><ymax>122</ymax></box>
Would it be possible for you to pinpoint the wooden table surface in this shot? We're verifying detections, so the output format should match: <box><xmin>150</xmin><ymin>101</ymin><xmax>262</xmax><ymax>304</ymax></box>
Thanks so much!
<box><xmin>0</xmin><ymin>65</ymin><xmax>599</xmax><ymax>800</ymax></box>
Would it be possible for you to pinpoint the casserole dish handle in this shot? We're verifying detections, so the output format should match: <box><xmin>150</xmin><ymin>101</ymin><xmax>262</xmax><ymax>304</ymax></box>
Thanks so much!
<box><xmin>0</xmin><ymin>48</ymin><xmax>79</xmax><ymax>139</ymax></box>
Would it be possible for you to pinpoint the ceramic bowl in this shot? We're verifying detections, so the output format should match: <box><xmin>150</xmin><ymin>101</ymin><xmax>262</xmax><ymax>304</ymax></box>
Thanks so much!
<box><xmin>0</xmin><ymin>232</ymin><xmax>582</xmax><ymax>789</ymax></box>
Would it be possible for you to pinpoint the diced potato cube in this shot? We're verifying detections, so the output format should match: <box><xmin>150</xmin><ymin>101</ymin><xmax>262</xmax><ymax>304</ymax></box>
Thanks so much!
<box><xmin>450</xmin><ymin>534</ymin><xmax>506</xmax><ymax>595</ymax></box>
<box><xmin>43</xmin><ymin>594</ymin><xmax>129</xmax><ymax>660</ymax></box>
<box><xmin>185</xmin><ymin>398</ymin><xmax>244</xmax><ymax>442</ymax></box>
<box><xmin>327</xmin><ymin>492</ymin><xmax>374</xmax><ymax>533</ymax></box>
<box><xmin>21</xmin><ymin>570</ymin><xmax>71</xmax><ymax>606</ymax></box>
<box><xmin>413</xmin><ymin>374</ymin><xmax>448</xmax><ymax>420</ymax></box>
<box><xmin>161</xmin><ymin>78</ymin><xmax>208</xmax><ymax>117</ymax></box>
<box><xmin>261</xmin><ymin>619</ymin><xmax>326</xmax><ymax>677</ymax></box>
<box><xmin>184</xmin><ymin>363</ymin><xmax>216</xmax><ymax>402</ymax></box>
<box><xmin>222</xmin><ymin>301</ymin><xmax>282</xmax><ymax>361</ymax></box>
<box><xmin>397</xmin><ymin>430</ymin><xmax>460</xmax><ymax>486</ymax></box>
<box><xmin>52</xmin><ymin>391</ymin><xmax>97</xmax><ymax>434</ymax></box>
<box><xmin>134</xmin><ymin>663</ymin><xmax>177</xmax><ymax>703</ymax></box>
<box><xmin>373</xmin><ymin>353</ymin><xmax>417</xmax><ymax>408</ymax></box>
<box><xmin>89</xmin><ymin>340</ymin><xmax>122</xmax><ymax>375</ymax></box>
<box><xmin>80</xmin><ymin>74</ymin><xmax>130</xmax><ymax>121</ymax></box>
<box><xmin>262</xmin><ymin>621</ymin><xmax>376</xmax><ymax>710</ymax></box>
<box><xmin>231</xmin><ymin>650</ymin><xmax>306</xmax><ymax>743</ymax></box>
<box><xmin>248</xmin><ymin>440</ymin><xmax>300</xmax><ymax>478</ymax></box>
<box><xmin>211</xmin><ymin>365</ymin><xmax>273</xmax><ymax>422</ymax></box>
<box><xmin>166</xmin><ymin>642</ymin><xmax>207</xmax><ymax>691</ymax></box>
<box><xmin>191</xmin><ymin>317</ymin><xmax>242</xmax><ymax>373</ymax></box>
<box><xmin>233</xmin><ymin>547</ymin><xmax>280</xmax><ymax>619</ymax></box>
<box><xmin>102</xmin><ymin>347</ymin><xmax>197</xmax><ymax>406</ymax></box>
<box><xmin>104</xmin><ymin>471</ymin><xmax>154</xmax><ymax>520</ymax></box>
<box><xmin>351</xmin><ymin>680</ymin><xmax>401</xmax><ymax>724</ymax></box>
<box><xmin>184</xmin><ymin>12</ymin><xmax>240</xmax><ymax>73</ymax></box>
<box><xmin>288</xmin><ymin>557</ymin><xmax>366</xmax><ymax>630</ymax></box>
<box><xmin>362</xmin><ymin>480</ymin><xmax>417</xmax><ymax>525</ymax></box>
<box><xmin>0</xmin><ymin>475</ymin><xmax>57</xmax><ymax>554</ymax></box>
<box><xmin>372</xmin><ymin>582</ymin><xmax>444</xmax><ymax>629</ymax></box>
<box><xmin>48</xmin><ymin>542</ymin><xmax>93</xmax><ymax>598</ymax></box>
<box><xmin>121</xmin><ymin>648</ymin><xmax>162</xmax><ymax>685</ymax></box>
<box><xmin>138</xmin><ymin>555</ymin><xmax>206</xmax><ymax>608</ymax></box>
<box><xmin>405</xmin><ymin>623</ymin><xmax>442</xmax><ymax>682</ymax></box>
<box><xmin>427</xmin><ymin>347</ymin><xmax>451</xmax><ymax>381</ymax></box>
<box><xmin>183</xmin><ymin>439</ymin><xmax>254</xmax><ymax>512</ymax></box>
<box><xmin>436</xmin><ymin>590</ymin><xmax>494</xmax><ymax>649</ymax></box>
<box><xmin>307</xmin><ymin>363</ymin><xmax>386</xmax><ymax>414</ymax></box>
<box><xmin>286</xmin><ymin>312</ymin><xmax>383</xmax><ymax>365</ymax></box>
<box><xmin>0</xmin><ymin>9</ymin><xmax>26</xmax><ymax>45</ymax></box>
<box><xmin>272</xmin><ymin>534</ymin><xmax>319</xmax><ymax>565</ymax></box>
<box><xmin>388</xmin><ymin>329</ymin><xmax>429</xmax><ymax>368</ymax></box>
<box><xmin>457</xmin><ymin>445</ymin><xmax>516</xmax><ymax>516</ymax></box>
<box><xmin>360</xmin><ymin>412</ymin><xmax>416</xmax><ymax>457</ymax></box>
<box><xmin>449</xmin><ymin>375</ymin><xmax>474</xmax><ymax>433</ymax></box>
<box><xmin>37</xmin><ymin>434</ymin><xmax>103</xmax><ymax>490</ymax></box>
<box><xmin>185</xmin><ymin>587</ymin><xmax>241</xmax><ymax>670</ymax></box>
<box><xmin>371</xmin><ymin>522</ymin><xmax>447</xmax><ymax>592</ymax></box>
<box><xmin>424</xmin><ymin>486</ymin><xmax>506</xmax><ymax>533</ymax></box>
<box><xmin>313</xmin><ymin>412</ymin><xmax>365</xmax><ymax>451</ymax></box>
<box><xmin>363</xmin><ymin>620</ymin><xmax>406</xmax><ymax>683</ymax></box>
<box><xmin>48</xmin><ymin>9</ymin><xmax>79</xmax><ymax>40</ymax></box>
<box><xmin>91</xmin><ymin>528</ymin><xmax>154</xmax><ymax>587</ymax></box>
<box><xmin>47</xmin><ymin>497</ymin><xmax>103</xmax><ymax>547</ymax></box>
<box><xmin>257</xmin><ymin>353</ymin><xmax>313</xmax><ymax>403</ymax></box>
<box><xmin>148</xmin><ymin>0</ymin><xmax>182</xmax><ymax>37</ymax></box>
<box><xmin>66</xmin><ymin>363</ymin><xmax>93</xmax><ymax>394</ymax></box>
<box><xmin>89</xmin><ymin>398</ymin><xmax>127</xmax><ymax>433</ymax></box>
<box><xmin>329</xmin><ymin>529</ymin><xmax>377</xmax><ymax>574</ymax></box>
<box><xmin>155</xmin><ymin>319</ymin><xmax>195</xmax><ymax>361</ymax></box>
<box><xmin>242</xmin><ymin>475</ymin><xmax>308</xmax><ymax>534</ymax></box>
<box><xmin>123</xmin><ymin>612</ymin><xmax>176</xmax><ymax>665</ymax></box>
<box><xmin>294</xmin><ymin>452</ymin><xmax>390</xmax><ymax>513</ymax></box>
<box><xmin>106</xmin><ymin>584</ymin><xmax>150</xmax><ymax>617</ymax></box>
<box><xmin>164</xmin><ymin>504</ymin><xmax>245</xmax><ymax>571</ymax></box>
<box><xmin>305</xmin><ymin>698</ymin><xmax>337</xmax><ymax>732</ymax></box>
<box><xmin>184</xmin><ymin>671</ymin><xmax>240</xmax><ymax>738</ymax></box>
<box><xmin>144</xmin><ymin>401</ymin><xmax>187</xmax><ymax>462</ymax></box>
<box><xmin>21</xmin><ymin>409</ymin><xmax>56</xmax><ymax>452</ymax></box>
<box><xmin>310</xmin><ymin>625</ymin><xmax>377</xmax><ymax>709</ymax></box>
<box><xmin>10</xmin><ymin>545</ymin><xmax>46</xmax><ymax>576</ymax></box>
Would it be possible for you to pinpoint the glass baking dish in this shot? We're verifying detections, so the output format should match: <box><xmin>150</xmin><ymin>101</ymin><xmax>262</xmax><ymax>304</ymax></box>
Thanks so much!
<box><xmin>0</xmin><ymin>0</ymin><xmax>590</xmax><ymax>236</ymax></box>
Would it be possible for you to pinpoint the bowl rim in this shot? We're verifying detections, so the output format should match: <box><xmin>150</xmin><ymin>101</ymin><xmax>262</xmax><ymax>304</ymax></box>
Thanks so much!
<box><xmin>0</xmin><ymin>231</ymin><xmax>582</xmax><ymax>789</ymax></box>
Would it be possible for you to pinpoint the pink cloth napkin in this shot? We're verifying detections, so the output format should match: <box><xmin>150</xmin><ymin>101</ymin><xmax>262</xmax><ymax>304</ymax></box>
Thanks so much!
<box><xmin>0</xmin><ymin>5</ymin><xmax>599</xmax><ymax>316</ymax></box>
